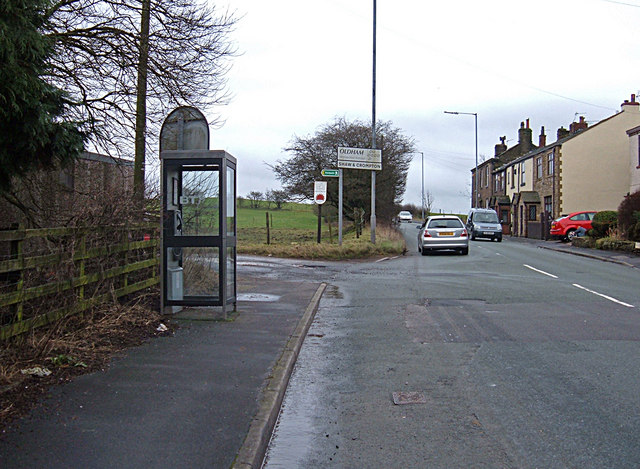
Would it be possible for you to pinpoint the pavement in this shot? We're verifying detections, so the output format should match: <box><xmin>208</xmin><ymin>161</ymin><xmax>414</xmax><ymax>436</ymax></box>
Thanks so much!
<box><xmin>0</xmin><ymin>240</ymin><xmax>637</xmax><ymax>469</ymax></box>
<box><xmin>506</xmin><ymin>235</ymin><xmax>640</xmax><ymax>269</ymax></box>
<box><xmin>0</xmin><ymin>273</ymin><xmax>326</xmax><ymax>469</ymax></box>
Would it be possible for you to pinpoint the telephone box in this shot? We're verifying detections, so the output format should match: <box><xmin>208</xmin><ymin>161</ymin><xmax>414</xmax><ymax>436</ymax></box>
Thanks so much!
<box><xmin>160</xmin><ymin>106</ymin><xmax>236</xmax><ymax>317</ymax></box>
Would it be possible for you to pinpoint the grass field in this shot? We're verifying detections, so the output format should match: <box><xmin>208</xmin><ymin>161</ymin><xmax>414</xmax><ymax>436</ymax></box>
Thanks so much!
<box><xmin>236</xmin><ymin>201</ymin><xmax>406</xmax><ymax>259</ymax></box>
<box><xmin>237</xmin><ymin>201</ymin><xmax>317</xmax><ymax>230</ymax></box>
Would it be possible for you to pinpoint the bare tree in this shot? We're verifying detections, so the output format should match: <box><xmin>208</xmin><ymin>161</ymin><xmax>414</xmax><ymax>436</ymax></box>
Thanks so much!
<box><xmin>43</xmin><ymin>0</ymin><xmax>238</xmax><ymax>196</ymax></box>
<box><xmin>272</xmin><ymin>117</ymin><xmax>415</xmax><ymax>222</ymax></box>
<box><xmin>424</xmin><ymin>190</ymin><xmax>435</xmax><ymax>216</ymax></box>
<box><xmin>266</xmin><ymin>189</ymin><xmax>289</xmax><ymax>210</ymax></box>
<box><xmin>247</xmin><ymin>191</ymin><xmax>263</xmax><ymax>209</ymax></box>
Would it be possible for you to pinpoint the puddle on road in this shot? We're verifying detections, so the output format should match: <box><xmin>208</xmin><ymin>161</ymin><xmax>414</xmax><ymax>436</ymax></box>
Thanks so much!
<box><xmin>236</xmin><ymin>293</ymin><xmax>281</xmax><ymax>302</ymax></box>
<box><xmin>262</xmin><ymin>368</ymin><xmax>322</xmax><ymax>468</ymax></box>
<box><xmin>262</xmin><ymin>323</ymin><xmax>333</xmax><ymax>468</ymax></box>
<box><xmin>323</xmin><ymin>285</ymin><xmax>344</xmax><ymax>299</ymax></box>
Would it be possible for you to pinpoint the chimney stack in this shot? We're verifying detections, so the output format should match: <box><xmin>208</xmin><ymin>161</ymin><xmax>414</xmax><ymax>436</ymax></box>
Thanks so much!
<box><xmin>569</xmin><ymin>116</ymin><xmax>588</xmax><ymax>134</ymax></box>
<box><xmin>621</xmin><ymin>93</ymin><xmax>639</xmax><ymax>111</ymax></box>
<box><xmin>494</xmin><ymin>136</ymin><xmax>507</xmax><ymax>156</ymax></box>
<box><xmin>518</xmin><ymin>120</ymin><xmax>533</xmax><ymax>154</ymax></box>
<box><xmin>557</xmin><ymin>126</ymin><xmax>570</xmax><ymax>141</ymax></box>
<box><xmin>539</xmin><ymin>126</ymin><xmax>546</xmax><ymax>147</ymax></box>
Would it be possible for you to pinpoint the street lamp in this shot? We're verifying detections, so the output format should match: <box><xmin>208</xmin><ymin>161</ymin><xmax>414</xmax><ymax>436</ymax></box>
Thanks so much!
<box><xmin>371</xmin><ymin>0</ymin><xmax>377</xmax><ymax>244</ymax></box>
<box><xmin>419</xmin><ymin>152</ymin><xmax>425</xmax><ymax>219</ymax></box>
<box><xmin>445</xmin><ymin>111</ymin><xmax>478</xmax><ymax>208</ymax></box>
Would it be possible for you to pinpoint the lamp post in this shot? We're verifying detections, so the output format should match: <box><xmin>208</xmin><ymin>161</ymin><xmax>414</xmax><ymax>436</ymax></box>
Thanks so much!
<box><xmin>419</xmin><ymin>151</ymin><xmax>424</xmax><ymax>219</ymax></box>
<box><xmin>445</xmin><ymin>111</ymin><xmax>478</xmax><ymax>208</ymax></box>
<box><xmin>370</xmin><ymin>0</ymin><xmax>377</xmax><ymax>244</ymax></box>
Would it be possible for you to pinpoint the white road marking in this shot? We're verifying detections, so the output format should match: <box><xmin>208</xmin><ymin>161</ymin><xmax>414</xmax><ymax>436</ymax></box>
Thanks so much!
<box><xmin>375</xmin><ymin>257</ymin><xmax>389</xmax><ymax>263</ymax></box>
<box><xmin>523</xmin><ymin>264</ymin><xmax>558</xmax><ymax>278</ymax></box>
<box><xmin>572</xmin><ymin>283</ymin><xmax>635</xmax><ymax>308</ymax></box>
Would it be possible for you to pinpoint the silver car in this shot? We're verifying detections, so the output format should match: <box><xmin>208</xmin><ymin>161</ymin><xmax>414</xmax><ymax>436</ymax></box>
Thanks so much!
<box><xmin>397</xmin><ymin>211</ymin><xmax>413</xmax><ymax>223</ymax></box>
<box><xmin>417</xmin><ymin>215</ymin><xmax>469</xmax><ymax>255</ymax></box>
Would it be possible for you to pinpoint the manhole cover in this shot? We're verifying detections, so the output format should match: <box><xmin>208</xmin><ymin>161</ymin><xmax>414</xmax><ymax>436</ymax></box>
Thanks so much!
<box><xmin>392</xmin><ymin>391</ymin><xmax>427</xmax><ymax>405</ymax></box>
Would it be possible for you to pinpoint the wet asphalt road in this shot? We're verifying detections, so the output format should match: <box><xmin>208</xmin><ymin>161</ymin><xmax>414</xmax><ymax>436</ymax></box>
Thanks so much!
<box><xmin>262</xmin><ymin>223</ymin><xmax>640</xmax><ymax>468</ymax></box>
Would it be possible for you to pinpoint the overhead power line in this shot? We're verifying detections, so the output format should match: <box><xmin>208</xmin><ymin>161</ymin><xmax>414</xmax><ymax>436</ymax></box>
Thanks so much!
<box><xmin>599</xmin><ymin>0</ymin><xmax>640</xmax><ymax>7</ymax></box>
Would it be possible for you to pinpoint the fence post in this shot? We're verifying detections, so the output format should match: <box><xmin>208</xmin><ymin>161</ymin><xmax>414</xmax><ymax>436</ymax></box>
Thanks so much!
<box><xmin>266</xmin><ymin>212</ymin><xmax>270</xmax><ymax>245</ymax></box>
<box><xmin>78</xmin><ymin>231</ymin><xmax>86</xmax><ymax>301</ymax></box>
<box><xmin>10</xmin><ymin>224</ymin><xmax>24</xmax><ymax>321</ymax></box>
<box><xmin>122</xmin><ymin>228</ymin><xmax>129</xmax><ymax>289</ymax></box>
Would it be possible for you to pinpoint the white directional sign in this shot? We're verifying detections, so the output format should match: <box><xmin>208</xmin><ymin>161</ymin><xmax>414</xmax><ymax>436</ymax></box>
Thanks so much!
<box><xmin>314</xmin><ymin>181</ymin><xmax>327</xmax><ymax>204</ymax></box>
<box><xmin>337</xmin><ymin>147</ymin><xmax>382</xmax><ymax>170</ymax></box>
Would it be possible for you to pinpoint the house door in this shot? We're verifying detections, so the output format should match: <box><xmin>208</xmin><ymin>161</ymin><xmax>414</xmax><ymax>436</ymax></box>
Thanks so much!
<box><xmin>519</xmin><ymin>205</ymin><xmax>523</xmax><ymax>236</ymax></box>
<box><xmin>500</xmin><ymin>208</ymin><xmax>510</xmax><ymax>234</ymax></box>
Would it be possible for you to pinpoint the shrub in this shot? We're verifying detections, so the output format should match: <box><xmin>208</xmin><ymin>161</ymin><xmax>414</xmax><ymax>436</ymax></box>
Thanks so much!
<box><xmin>628</xmin><ymin>222</ymin><xmax>640</xmax><ymax>242</ymax></box>
<box><xmin>618</xmin><ymin>190</ymin><xmax>640</xmax><ymax>237</ymax></box>
<box><xmin>591</xmin><ymin>210</ymin><xmax>618</xmax><ymax>238</ymax></box>
<box><xmin>595</xmin><ymin>237</ymin><xmax>636</xmax><ymax>252</ymax></box>
<box><xmin>571</xmin><ymin>237</ymin><xmax>596</xmax><ymax>248</ymax></box>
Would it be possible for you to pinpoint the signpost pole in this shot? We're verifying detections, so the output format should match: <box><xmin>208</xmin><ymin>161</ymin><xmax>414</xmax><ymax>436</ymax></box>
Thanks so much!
<box><xmin>313</xmin><ymin>180</ymin><xmax>327</xmax><ymax>244</ymax></box>
<box><xmin>371</xmin><ymin>172</ymin><xmax>376</xmax><ymax>244</ymax></box>
<box><xmin>339</xmin><ymin>169</ymin><xmax>343</xmax><ymax>246</ymax></box>
<box><xmin>317</xmin><ymin>203</ymin><xmax>322</xmax><ymax>243</ymax></box>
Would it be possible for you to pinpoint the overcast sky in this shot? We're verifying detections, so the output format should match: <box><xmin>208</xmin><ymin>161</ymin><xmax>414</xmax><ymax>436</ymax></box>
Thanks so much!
<box><xmin>207</xmin><ymin>0</ymin><xmax>640</xmax><ymax>214</ymax></box>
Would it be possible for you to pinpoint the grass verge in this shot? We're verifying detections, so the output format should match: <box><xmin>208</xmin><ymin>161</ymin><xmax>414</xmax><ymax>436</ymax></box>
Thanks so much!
<box><xmin>238</xmin><ymin>224</ymin><xmax>406</xmax><ymax>260</ymax></box>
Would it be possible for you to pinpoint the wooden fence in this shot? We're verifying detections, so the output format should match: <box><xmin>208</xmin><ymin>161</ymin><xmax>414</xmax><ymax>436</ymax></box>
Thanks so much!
<box><xmin>0</xmin><ymin>224</ymin><xmax>159</xmax><ymax>340</ymax></box>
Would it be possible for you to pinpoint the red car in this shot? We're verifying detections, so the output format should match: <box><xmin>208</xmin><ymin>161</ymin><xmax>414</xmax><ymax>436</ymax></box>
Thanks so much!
<box><xmin>550</xmin><ymin>211</ymin><xmax>597</xmax><ymax>241</ymax></box>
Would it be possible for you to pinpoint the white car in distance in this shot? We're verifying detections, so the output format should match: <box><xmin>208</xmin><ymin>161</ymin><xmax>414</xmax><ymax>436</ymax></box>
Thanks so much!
<box><xmin>397</xmin><ymin>211</ymin><xmax>413</xmax><ymax>223</ymax></box>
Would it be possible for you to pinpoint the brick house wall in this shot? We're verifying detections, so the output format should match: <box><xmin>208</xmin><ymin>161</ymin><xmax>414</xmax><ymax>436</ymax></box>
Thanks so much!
<box><xmin>532</xmin><ymin>145</ymin><xmax>560</xmax><ymax>220</ymax></box>
<box><xmin>1</xmin><ymin>152</ymin><xmax>134</xmax><ymax>229</ymax></box>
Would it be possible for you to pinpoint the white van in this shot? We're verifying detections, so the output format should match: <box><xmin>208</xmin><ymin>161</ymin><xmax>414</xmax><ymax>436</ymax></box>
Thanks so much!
<box><xmin>466</xmin><ymin>208</ymin><xmax>502</xmax><ymax>242</ymax></box>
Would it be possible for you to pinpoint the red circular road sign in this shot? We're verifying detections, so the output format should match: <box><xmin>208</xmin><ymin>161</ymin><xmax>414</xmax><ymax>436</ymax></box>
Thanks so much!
<box><xmin>314</xmin><ymin>181</ymin><xmax>327</xmax><ymax>204</ymax></box>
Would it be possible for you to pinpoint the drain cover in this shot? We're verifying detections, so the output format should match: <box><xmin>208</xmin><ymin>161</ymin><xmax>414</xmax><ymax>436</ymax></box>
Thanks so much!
<box><xmin>392</xmin><ymin>391</ymin><xmax>427</xmax><ymax>405</ymax></box>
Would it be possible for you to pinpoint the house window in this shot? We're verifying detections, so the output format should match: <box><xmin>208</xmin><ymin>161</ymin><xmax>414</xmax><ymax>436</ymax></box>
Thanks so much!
<box><xmin>501</xmin><ymin>173</ymin><xmax>505</xmax><ymax>190</ymax></box>
<box><xmin>485</xmin><ymin>167</ymin><xmax>490</xmax><ymax>187</ymax></box>
<box><xmin>536</xmin><ymin>157</ymin><xmax>543</xmax><ymax>179</ymax></box>
<box><xmin>520</xmin><ymin>162</ymin><xmax>526</xmax><ymax>186</ymax></box>
<box><xmin>58</xmin><ymin>167</ymin><xmax>74</xmax><ymax>190</ymax></box>
<box><xmin>637</xmin><ymin>135</ymin><xmax>640</xmax><ymax>166</ymax></box>
<box><xmin>547</xmin><ymin>152</ymin><xmax>554</xmax><ymax>175</ymax></box>
<box><xmin>544</xmin><ymin>196</ymin><xmax>552</xmax><ymax>215</ymax></box>
<box><xmin>511</xmin><ymin>167</ymin><xmax>516</xmax><ymax>188</ymax></box>
<box><xmin>528</xmin><ymin>205</ymin><xmax>537</xmax><ymax>221</ymax></box>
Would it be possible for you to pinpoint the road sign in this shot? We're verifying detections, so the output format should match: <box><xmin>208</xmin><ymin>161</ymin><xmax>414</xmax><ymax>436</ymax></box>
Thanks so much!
<box><xmin>314</xmin><ymin>181</ymin><xmax>327</xmax><ymax>204</ymax></box>
<box><xmin>337</xmin><ymin>147</ymin><xmax>382</xmax><ymax>170</ymax></box>
<box><xmin>321</xmin><ymin>169</ymin><xmax>339</xmax><ymax>177</ymax></box>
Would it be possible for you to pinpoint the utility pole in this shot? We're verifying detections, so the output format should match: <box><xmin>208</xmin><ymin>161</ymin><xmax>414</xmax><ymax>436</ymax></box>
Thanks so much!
<box><xmin>370</xmin><ymin>0</ymin><xmax>377</xmax><ymax>244</ymax></box>
<box><xmin>420</xmin><ymin>152</ymin><xmax>424</xmax><ymax>219</ymax></box>
<box><xmin>134</xmin><ymin>0</ymin><xmax>151</xmax><ymax>204</ymax></box>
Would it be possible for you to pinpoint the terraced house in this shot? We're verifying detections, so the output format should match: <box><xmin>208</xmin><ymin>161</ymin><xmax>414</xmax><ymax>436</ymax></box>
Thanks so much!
<box><xmin>471</xmin><ymin>94</ymin><xmax>640</xmax><ymax>238</ymax></box>
<box><xmin>626</xmin><ymin>123</ymin><xmax>640</xmax><ymax>195</ymax></box>
<box><xmin>473</xmin><ymin>120</ymin><xmax>536</xmax><ymax>235</ymax></box>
